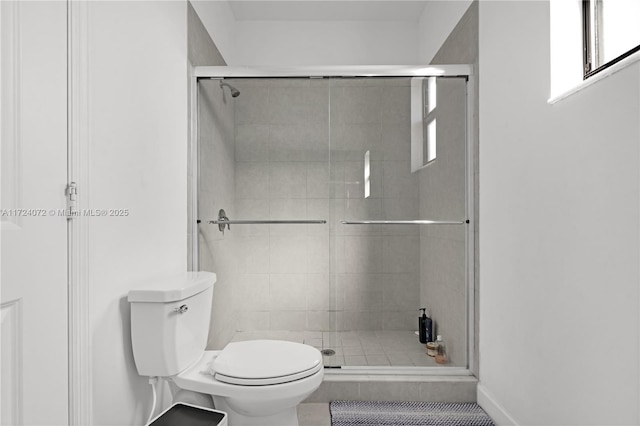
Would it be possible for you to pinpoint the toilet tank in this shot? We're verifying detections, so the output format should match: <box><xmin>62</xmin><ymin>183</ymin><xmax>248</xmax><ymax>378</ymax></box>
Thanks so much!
<box><xmin>128</xmin><ymin>271</ymin><xmax>216</xmax><ymax>377</ymax></box>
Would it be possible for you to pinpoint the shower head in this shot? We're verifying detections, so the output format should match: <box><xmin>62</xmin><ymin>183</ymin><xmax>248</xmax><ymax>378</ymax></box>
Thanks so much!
<box><xmin>219</xmin><ymin>81</ymin><xmax>240</xmax><ymax>98</ymax></box>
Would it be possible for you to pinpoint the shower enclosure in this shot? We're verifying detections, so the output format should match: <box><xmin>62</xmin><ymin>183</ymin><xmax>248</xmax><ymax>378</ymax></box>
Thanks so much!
<box><xmin>189</xmin><ymin>66</ymin><xmax>474</xmax><ymax>373</ymax></box>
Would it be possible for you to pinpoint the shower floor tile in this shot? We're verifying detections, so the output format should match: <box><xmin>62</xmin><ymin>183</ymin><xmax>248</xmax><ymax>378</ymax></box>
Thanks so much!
<box><xmin>230</xmin><ymin>330</ymin><xmax>442</xmax><ymax>367</ymax></box>
<box><xmin>344</xmin><ymin>355</ymin><xmax>367</xmax><ymax>365</ymax></box>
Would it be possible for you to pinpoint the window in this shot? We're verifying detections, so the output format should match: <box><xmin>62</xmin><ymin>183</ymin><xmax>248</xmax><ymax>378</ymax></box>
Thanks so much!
<box><xmin>582</xmin><ymin>0</ymin><xmax>640</xmax><ymax>79</ymax></box>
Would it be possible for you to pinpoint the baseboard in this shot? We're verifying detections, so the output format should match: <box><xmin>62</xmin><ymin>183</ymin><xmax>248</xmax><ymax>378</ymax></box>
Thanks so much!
<box><xmin>477</xmin><ymin>384</ymin><xmax>519</xmax><ymax>426</ymax></box>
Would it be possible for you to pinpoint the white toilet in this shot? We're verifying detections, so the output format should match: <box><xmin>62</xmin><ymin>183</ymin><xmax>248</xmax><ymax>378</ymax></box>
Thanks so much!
<box><xmin>128</xmin><ymin>271</ymin><xmax>324</xmax><ymax>426</ymax></box>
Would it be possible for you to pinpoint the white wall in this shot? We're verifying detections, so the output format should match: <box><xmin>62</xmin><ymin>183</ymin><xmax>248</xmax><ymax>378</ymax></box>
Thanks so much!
<box><xmin>190</xmin><ymin>0</ymin><xmax>237</xmax><ymax>64</ymax></box>
<box><xmin>192</xmin><ymin>1</ymin><xmax>432</xmax><ymax>66</ymax></box>
<box><xmin>192</xmin><ymin>1</ymin><xmax>468</xmax><ymax>67</ymax></box>
<box><xmin>417</xmin><ymin>0</ymin><xmax>472</xmax><ymax>63</ymax></box>
<box><xmin>478</xmin><ymin>1</ymin><xmax>640</xmax><ymax>424</ymax></box>
<box><xmin>232</xmin><ymin>20</ymin><xmax>418</xmax><ymax>66</ymax></box>
<box><xmin>86</xmin><ymin>1</ymin><xmax>188</xmax><ymax>424</ymax></box>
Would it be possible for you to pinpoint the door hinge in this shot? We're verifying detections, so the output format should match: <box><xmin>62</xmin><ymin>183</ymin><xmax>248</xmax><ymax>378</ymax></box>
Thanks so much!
<box><xmin>66</xmin><ymin>182</ymin><xmax>78</xmax><ymax>219</ymax></box>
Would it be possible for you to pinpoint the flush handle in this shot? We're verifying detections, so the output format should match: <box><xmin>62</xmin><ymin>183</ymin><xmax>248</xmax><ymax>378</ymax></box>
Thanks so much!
<box><xmin>174</xmin><ymin>304</ymin><xmax>188</xmax><ymax>314</ymax></box>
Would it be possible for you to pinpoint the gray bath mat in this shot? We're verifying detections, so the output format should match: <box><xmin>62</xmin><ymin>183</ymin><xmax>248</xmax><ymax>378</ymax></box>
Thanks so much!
<box><xmin>330</xmin><ymin>400</ymin><xmax>494</xmax><ymax>426</ymax></box>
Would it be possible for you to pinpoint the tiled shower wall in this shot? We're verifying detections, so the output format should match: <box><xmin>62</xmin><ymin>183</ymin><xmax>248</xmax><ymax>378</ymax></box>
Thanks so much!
<box><xmin>232</xmin><ymin>79</ymin><xmax>332</xmax><ymax>332</ymax></box>
<box><xmin>331</xmin><ymin>79</ymin><xmax>420</xmax><ymax>331</ymax></box>
<box><xmin>232</xmin><ymin>78</ymin><xmax>420</xmax><ymax>333</ymax></box>
<box><xmin>418</xmin><ymin>77</ymin><xmax>468</xmax><ymax>367</ymax></box>
<box><xmin>198</xmin><ymin>79</ymin><xmax>239</xmax><ymax>350</ymax></box>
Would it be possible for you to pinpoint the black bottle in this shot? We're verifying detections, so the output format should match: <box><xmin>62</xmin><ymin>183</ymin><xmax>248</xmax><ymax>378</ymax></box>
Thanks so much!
<box><xmin>419</xmin><ymin>308</ymin><xmax>433</xmax><ymax>344</ymax></box>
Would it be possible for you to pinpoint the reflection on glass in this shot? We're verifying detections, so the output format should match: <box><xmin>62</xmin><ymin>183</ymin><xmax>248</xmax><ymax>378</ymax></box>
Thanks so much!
<box><xmin>426</xmin><ymin>119</ymin><xmax>436</xmax><ymax>163</ymax></box>
<box><xmin>364</xmin><ymin>150</ymin><xmax>371</xmax><ymax>199</ymax></box>
<box><xmin>427</xmin><ymin>76</ymin><xmax>437</xmax><ymax>113</ymax></box>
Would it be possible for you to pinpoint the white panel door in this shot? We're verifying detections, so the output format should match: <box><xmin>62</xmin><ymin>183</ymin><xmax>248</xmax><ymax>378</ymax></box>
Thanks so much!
<box><xmin>1</xmin><ymin>1</ymin><xmax>69</xmax><ymax>425</ymax></box>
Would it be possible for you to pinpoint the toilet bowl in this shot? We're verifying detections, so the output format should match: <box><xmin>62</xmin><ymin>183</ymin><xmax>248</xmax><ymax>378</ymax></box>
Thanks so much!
<box><xmin>172</xmin><ymin>342</ymin><xmax>323</xmax><ymax>426</ymax></box>
<box><xmin>128</xmin><ymin>272</ymin><xmax>323</xmax><ymax>426</ymax></box>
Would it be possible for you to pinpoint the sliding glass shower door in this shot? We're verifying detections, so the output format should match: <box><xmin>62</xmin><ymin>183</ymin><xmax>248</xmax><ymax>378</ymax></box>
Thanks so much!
<box><xmin>197</xmin><ymin>77</ymin><xmax>335</xmax><ymax>351</ymax></box>
<box><xmin>196</xmin><ymin>74</ymin><xmax>471</xmax><ymax>369</ymax></box>
<box><xmin>325</xmin><ymin>76</ymin><xmax>469</xmax><ymax>368</ymax></box>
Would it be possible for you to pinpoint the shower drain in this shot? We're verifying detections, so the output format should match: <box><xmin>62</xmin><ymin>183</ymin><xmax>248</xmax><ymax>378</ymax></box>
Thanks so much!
<box><xmin>321</xmin><ymin>349</ymin><xmax>336</xmax><ymax>356</ymax></box>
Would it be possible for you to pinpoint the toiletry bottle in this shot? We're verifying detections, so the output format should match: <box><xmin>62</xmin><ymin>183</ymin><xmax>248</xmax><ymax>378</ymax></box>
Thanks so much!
<box><xmin>435</xmin><ymin>335</ymin><xmax>447</xmax><ymax>364</ymax></box>
<box><xmin>425</xmin><ymin>312</ymin><xmax>433</xmax><ymax>343</ymax></box>
<box><xmin>426</xmin><ymin>341</ymin><xmax>437</xmax><ymax>357</ymax></box>
<box><xmin>418</xmin><ymin>308</ymin><xmax>433</xmax><ymax>344</ymax></box>
<box><xmin>418</xmin><ymin>308</ymin><xmax>427</xmax><ymax>343</ymax></box>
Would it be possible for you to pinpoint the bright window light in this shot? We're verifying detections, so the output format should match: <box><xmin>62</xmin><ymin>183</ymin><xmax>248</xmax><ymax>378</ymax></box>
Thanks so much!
<box><xmin>427</xmin><ymin>77</ymin><xmax>437</xmax><ymax>113</ymax></box>
<box><xmin>600</xmin><ymin>0</ymin><xmax>640</xmax><ymax>64</ymax></box>
<box><xmin>364</xmin><ymin>150</ymin><xmax>371</xmax><ymax>198</ymax></box>
<box><xmin>411</xmin><ymin>77</ymin><xmax>437</xmax><ymax>172</ymax></box>
<box><xmin>583</xmin><ymin>0</ymin><xmax>640</xmax><ymax>78</ymax></box>
<box><xmin>426</xmin><ymin>119</ymin><xmax>436</xmax><ymax>164</ymax></box>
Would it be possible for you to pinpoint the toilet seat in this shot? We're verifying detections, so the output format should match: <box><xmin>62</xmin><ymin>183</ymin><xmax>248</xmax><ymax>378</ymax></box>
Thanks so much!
<box><xmin>214</xmin><ymin>363</ymin><xmax>323</xmax><ymax>386</ymax></box>
<box><xmin>211</xmin><ymin>340</ymin><xmax>322</xmax><ymax>386</ymax></box>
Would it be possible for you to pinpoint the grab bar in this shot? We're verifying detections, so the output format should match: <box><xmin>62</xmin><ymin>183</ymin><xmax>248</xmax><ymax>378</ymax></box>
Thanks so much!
<box><xmin>341</xmin><ymin>220</ymin><xmax>467</xmax><ymax>225</ymax></box>
<box><xmin>205</xmin><ymin>209</ymin><xmax>326</xmax><ymax>234</ymax></box>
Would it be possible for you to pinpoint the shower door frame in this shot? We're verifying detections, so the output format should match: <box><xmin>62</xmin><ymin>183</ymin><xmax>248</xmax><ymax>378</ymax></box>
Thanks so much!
<box><xmin>189</xmin><ymin>65</ymin><xmax>476</xmax><ymax>377</ymax></box>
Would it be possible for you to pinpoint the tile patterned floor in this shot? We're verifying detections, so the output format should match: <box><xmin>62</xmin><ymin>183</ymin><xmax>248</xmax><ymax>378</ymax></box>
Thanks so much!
<box><xmin>298</xmin><ymin>403</ymin><xmax>331</xmax><ymax>426</ymax></box>
<box><xmin>230</xmin><ymin>330</ymin><xmax>443</xmax><ymax>367</ymax></box>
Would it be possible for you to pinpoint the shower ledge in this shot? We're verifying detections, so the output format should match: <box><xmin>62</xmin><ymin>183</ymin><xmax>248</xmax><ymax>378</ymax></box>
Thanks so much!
<box><xmin>304</xmin><ymin>374</ymin><xmax>478</xmax><ymax>403</ymax></box>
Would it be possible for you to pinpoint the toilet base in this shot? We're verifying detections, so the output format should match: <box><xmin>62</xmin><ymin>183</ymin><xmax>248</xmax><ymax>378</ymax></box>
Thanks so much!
<box><xmin>212</xmin><ymin>396</ymin><xmax>299</xmax><ymax>426</ymax></box>
<box><xmin>171</xmin><ymin>351</ymin><xmax>323</xmax><ymax>426</ymax></box>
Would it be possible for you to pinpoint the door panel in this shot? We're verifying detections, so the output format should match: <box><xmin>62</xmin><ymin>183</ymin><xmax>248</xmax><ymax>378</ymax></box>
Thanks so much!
<box><xmin>1</xmin><ymin>1</ymin><xmax>69</xmax><ymax>424</ymax></box>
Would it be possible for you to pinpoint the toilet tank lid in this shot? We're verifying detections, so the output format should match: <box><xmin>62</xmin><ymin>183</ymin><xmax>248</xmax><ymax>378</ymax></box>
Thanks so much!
<box><xmin>128</xmin><ymin>271</ymin><xmax>216</xmax><ymax>303</ymax></box>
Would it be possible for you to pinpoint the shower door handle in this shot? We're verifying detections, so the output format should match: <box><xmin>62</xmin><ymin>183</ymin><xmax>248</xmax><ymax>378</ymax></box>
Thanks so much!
<box><xmin>340</xmin><ymin>220</ymin><xmax>468</xmax><ymax>225</ymax></box>
<box><xmin>207</xmin><ymin>209</ymin><xmax>326</xmax><ymax>234</ymax></box>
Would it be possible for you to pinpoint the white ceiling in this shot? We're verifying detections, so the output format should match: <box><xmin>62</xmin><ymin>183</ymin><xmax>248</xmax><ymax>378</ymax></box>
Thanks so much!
<box><xmin>227</xmin><ymin>1</ymin><xmax>429</xmax><ymax>21</ymax></box>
